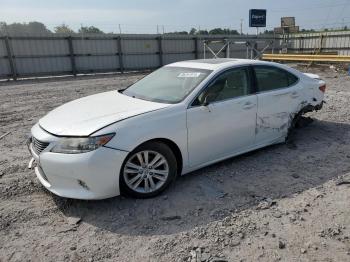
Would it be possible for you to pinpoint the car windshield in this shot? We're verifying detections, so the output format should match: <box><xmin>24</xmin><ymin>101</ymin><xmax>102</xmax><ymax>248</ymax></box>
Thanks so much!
<box><xmin>123</xmin><ymin>67</ymin><xmax>212</xmax><ymax>103</ymax></box>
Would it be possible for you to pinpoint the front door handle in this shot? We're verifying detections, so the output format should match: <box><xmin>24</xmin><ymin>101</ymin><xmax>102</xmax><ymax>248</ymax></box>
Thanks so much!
<box><xmin>274</xmin><ymin>91</ymin><xmax>290</xmax><ymax>96</ymax></box>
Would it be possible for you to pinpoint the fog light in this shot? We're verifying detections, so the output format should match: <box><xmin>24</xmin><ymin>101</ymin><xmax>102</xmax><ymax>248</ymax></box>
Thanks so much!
<box><xmin>78</xmin><ymin>180</ymin><xmax>90</xmax><ymax>190</ymax></box>
<box><xmin>41</xmin><ymin>172</ymin><xmax>49</xmax><ymax>183</ymax></box>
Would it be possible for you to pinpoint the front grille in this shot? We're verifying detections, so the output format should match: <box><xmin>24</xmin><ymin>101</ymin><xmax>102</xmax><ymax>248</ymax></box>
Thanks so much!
<box><xmin>32</xmin><ymin>137</ymin><xmax>49</xmax><ymax>155</ymax></box>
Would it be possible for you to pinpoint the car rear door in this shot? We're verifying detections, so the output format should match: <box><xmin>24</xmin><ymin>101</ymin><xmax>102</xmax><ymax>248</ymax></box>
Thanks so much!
<box><xmin>253</xmin><ymin>65</ymin><xmax>302</xmax><ymax>145</ymax></box>
<box><xmin>186</xmin><ymin>67</ymin><xmax>257</xmax><ymax>167</ymax></box>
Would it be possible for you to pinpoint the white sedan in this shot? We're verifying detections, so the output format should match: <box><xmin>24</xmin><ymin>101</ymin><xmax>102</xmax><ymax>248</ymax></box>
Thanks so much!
<box><xmin>28</xmin><ymin>59</ymin><xmax>325</xmax><ymax>199</ymax></box>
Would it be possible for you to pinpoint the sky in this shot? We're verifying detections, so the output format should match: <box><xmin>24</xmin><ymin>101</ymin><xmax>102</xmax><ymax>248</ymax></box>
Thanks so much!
<box><xmin>1</xmin><ymin>0</ymin><xmax>350</xmax><ymax>34</ymax></box>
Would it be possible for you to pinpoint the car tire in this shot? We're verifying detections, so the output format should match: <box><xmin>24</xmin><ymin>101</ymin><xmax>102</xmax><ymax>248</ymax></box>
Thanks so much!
<box><xmin>120</xmin><ymin>141</ymin><xmax>177</xmax><ymax>198</ymax></box>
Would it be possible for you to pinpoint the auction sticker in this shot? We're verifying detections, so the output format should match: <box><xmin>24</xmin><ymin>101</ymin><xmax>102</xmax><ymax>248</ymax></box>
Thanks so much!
<box><xmin>177</xmin><ymin>72</ymin><xmax>202</xmax><ymax>78</ymax></box>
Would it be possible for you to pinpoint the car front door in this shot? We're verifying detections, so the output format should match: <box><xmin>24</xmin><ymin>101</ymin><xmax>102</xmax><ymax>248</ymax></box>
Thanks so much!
<box><xmin>253</xmin><ymin>65</ymin><xmax>302</xmax><ymax>145</ymax></box>
<box><xmin>186</xmin><ymin>67</ymin><xmax>257</xmax><ymax>168</ymax></box>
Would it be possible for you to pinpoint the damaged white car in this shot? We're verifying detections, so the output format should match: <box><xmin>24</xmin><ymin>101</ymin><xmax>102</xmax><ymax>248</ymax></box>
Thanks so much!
<box><xmin>28</xmin><ymin>59</ymin><xmax>325</xmax><ymax>199</ymax></box>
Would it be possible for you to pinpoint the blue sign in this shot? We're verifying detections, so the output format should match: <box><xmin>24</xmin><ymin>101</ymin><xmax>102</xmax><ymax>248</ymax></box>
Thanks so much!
<box><xmin>249</xmin><ymin>9</ymin><xmax>267</xmax><ymax>27</ymax></box>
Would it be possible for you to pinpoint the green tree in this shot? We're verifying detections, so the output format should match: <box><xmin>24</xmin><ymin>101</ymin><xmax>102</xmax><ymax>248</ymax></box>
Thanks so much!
<box><xmin>189</xmin><ymin>28</ymin><xmax>197</xmax><ymax>35</ymax></box>
<box><xmin>262</xmin><ymin>29</ymin><xmax>274</xmax><ymax>35</ymax></box>
<box><xmin>208</xmin><ymin>28</ymin><xmax>239</xmax><ymax>35</ymax></box>
<box><xmin>78</xmin><ymin>26</ymin><xmax>104</xmax><ymax>34</ymax></box>
<box><xmin>197</xmin><ymin>30</ymin><xmax>209</xmax><ymax>35</ymax></box>
<box><xmin>54</xmin><ymin>24</ymin><xmax>74</xmax><ymax>34</ymax></box>
<box><xmin>165</xmin><ymin>31</ymin><xmax>188</xmax><ymax>35</ymax></box>
<box><xmin>27</xmin><ymin>22</ymin><xmax>52</xmax><ymax>35</ymax></box>
<box><xmin>0</xmin><ymin>21</ymin><xmax>51</xmax><ymax>36</ymax></box>
<box><xmin>209</xmin><ymin>28</ymin><xmax>225</xmax><ymax>34</ymax></box>
<box><xmin>228</xmin><ymin>29</ymin><xmax>239</xmax><ymax>35</ymax></box>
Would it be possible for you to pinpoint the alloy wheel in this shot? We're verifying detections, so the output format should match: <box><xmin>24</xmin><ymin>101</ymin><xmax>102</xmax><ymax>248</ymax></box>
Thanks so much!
<box><xmin>123</xmin><ymin>150</ymin><xmax>169</xmax><ymax>193</ymax></box>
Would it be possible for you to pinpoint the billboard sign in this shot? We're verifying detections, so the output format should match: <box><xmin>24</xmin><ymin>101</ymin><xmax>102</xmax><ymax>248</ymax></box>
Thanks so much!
<box><xmin>281</xmin><ymin>17</ymin><xmax>295</xmax><ymax>27</ymax></box>
<box><xmin>249</xmin><ymin>9</ymin><xmax>267</xmax><ymax>27</ymax></box>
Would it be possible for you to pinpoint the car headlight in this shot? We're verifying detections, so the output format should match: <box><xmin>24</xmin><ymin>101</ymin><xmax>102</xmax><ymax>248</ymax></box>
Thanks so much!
<box><xmin>51</xmin><ymin>133</ymin><xmax>115</xmax><ymax>154</ymax></box>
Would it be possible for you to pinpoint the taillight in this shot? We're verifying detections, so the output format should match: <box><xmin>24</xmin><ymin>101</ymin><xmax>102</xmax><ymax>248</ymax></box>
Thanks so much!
<box><xmin>319</xmin><ymin>84</ymin><xmax>326</xmax><ymax>93</ymax></box>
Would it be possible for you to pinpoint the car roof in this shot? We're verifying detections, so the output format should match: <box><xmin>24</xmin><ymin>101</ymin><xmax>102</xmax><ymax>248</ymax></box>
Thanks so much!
<box><xmin>166</xmin><ymin>58</ymin><xmax>271</xmax><ymax>71</ymax></box>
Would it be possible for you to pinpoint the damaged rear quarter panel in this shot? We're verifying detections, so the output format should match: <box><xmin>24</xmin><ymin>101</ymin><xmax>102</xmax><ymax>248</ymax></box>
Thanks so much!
<box><xmin>256</xmin><ymin>100</ymin><xmax>308</xmax><ymax>134</ymax></box>
<box><xmin>255</xmin><ymin>83</ymin><xmax>309</xmax><ymax>143</ymax></box>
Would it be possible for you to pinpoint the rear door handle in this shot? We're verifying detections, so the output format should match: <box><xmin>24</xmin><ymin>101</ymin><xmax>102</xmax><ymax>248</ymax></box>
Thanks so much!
<box><xmin>242</xmin><ymin>102</ymin><xmax>255</xmax><ymax>110</ymax></box>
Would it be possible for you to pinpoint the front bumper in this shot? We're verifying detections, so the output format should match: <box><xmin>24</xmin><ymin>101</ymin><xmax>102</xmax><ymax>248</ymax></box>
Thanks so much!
<box><xmin>28</xmin><ymin>124</ymin><xmax>128</xmax><ymax>200</ymax></box>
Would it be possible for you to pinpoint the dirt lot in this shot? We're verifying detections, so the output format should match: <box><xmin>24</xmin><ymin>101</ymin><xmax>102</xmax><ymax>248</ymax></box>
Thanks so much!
<box><xmin>0</xmin><ymin>67</ymin><xmax>350</xmax><ymax>262</ymax></box>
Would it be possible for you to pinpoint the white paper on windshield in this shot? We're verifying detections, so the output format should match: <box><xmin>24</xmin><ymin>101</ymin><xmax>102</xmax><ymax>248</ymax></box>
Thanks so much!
<box><xmin>177</xmin><ymin>72</ymin><xmax>202</xmax><ymax>78</ymax></box>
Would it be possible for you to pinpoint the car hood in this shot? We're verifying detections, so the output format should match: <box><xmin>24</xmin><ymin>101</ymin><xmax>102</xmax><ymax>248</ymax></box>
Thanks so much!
<box><xmin>39</xmin><ymin>90</ymin><xmax>169</xmax><ymax>136</ymax></box>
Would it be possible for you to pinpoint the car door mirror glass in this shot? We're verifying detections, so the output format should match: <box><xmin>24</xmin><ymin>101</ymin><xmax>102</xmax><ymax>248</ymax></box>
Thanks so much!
<box><xmin>202</xmin><ymin>93</ymin><xmax>216</xmax><ymax>106</ymax></box>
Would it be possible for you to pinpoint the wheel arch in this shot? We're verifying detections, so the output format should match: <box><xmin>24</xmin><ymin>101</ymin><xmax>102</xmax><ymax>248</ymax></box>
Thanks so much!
<box><xmin>286</xmin><ymin>103</ymin><xmax>317</xmax><ymax>141</ymax></box>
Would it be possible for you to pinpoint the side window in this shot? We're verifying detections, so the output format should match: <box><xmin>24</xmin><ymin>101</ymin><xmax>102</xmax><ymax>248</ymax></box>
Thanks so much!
<box><xmin>194</xmin><ymin>67</ymin><xmax>250</xmax><ymax>105</ymax></box>
<box><xmin>254</xmin><ymin>66</ymin><xmax>297</xmax><ymax>92</ymax></box>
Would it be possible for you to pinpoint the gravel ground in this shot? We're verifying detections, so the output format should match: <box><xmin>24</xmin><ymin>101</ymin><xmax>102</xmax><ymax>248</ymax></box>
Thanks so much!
<box><xmin>0</xmin><ymin>67</ymin><xmax>349</xmax><ymax>262</ymax></box>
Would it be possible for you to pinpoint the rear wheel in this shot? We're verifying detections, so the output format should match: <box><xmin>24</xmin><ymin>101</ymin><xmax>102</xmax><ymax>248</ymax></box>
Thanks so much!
<box><xmin>120</xmin><ymin>142</ymin><xmax>177</xmax><ymax>198</ymax></box>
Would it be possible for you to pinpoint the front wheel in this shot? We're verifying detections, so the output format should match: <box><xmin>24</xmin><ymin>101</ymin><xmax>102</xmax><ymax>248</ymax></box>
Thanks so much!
<box><xmin>120</xmin><ymin>142</ymin><xmax>177</xmax><ymax>198</ymax></box>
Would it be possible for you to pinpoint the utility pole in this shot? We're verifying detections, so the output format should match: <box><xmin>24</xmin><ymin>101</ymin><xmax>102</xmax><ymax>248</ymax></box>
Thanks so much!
<box><xmin>162</xmin><ymin>25</ymin><xmax>165</xmax><ymax>34</ymax></box>
<box><xmin>80</xmin><ymin>23</ymin><xmax>84</xmax><ymax>39</ymax></box>
<box><xmin>240</xmin><ymin>19</ymin><xmax>243</xmax><ymax>35</ymax></box>
<box><xmin>4</xmin><ymin>23</ymin><xmax>9</xmax><ymax>36</ymax></box>
<box><xmin>157</xmin><ymin>24</ymin><xmax>159</xmax><ymax>34</ymax></box>
<box><xmin>118</xmin><ymin>24</ymin><xmax>122</xmax><ymax>34</ymax></box>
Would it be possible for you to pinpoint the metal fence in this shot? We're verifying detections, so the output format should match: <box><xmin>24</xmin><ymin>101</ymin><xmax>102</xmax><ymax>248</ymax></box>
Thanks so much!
<box><xmin>0</xmin><ymin>32</ymin><xmax>349</xmax><ymax>80</ymax></box>
<box><xmin>287</xmin><ymin>31</ymin><xmax>350</xmax><ymax>56</ymax></box>
<box><xmin>0</xmin><ymin>34</ymin><xmax>277</xmax><ymax>80</ymax></box>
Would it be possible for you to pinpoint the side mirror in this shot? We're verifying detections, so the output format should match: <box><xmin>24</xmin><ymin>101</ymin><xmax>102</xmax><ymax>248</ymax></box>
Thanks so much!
<box><xmin>202</xmin><ymin>96</ymin><xmax>209</xmax><ymax>106</ymax></box>
<box><xmin>202</xmin><ymin>93</ymin><xmax>216</xmax><ymax>106</ymax></box>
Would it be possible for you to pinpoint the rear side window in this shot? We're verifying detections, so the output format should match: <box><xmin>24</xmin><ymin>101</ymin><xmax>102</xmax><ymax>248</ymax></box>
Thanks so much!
<box><xmin>254</xmin><ymin>66</ymin><xmax>298</xmax><ymax>92</ymax></box>
<box><xmin>287</xmin><ymin>72</ymin><xmax>298</xmax><ymax>86</ymax></box>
